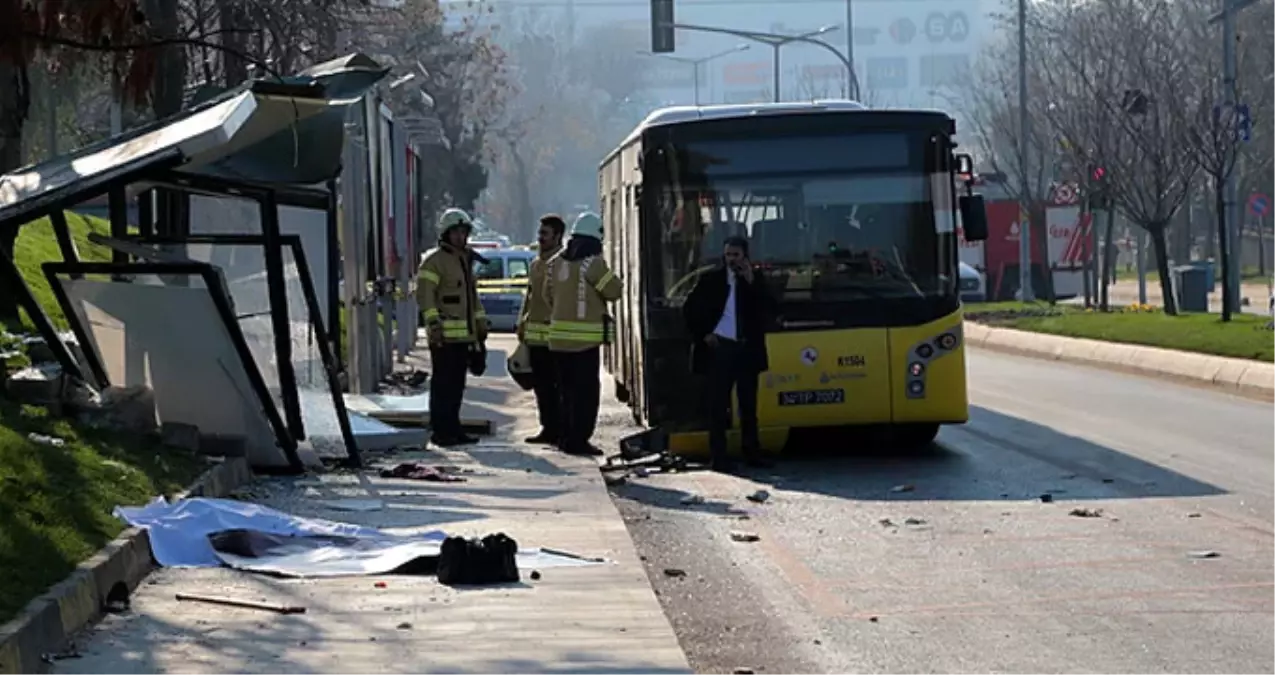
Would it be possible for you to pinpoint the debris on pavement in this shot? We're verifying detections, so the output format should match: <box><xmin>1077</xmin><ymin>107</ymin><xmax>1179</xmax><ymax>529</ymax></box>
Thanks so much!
<box><xmin>663</xmin><ymin>568</ymin><xmax>687</xmax><ymax>578</ymax></box>
<box><xmin>680</xmin><ymin>493</ymin><xmax>706</xmax><ymax>505</ymax></box>
<box><xmin>729</xmin><ymin>531</ymin><xmax>760</xmax><ymax>543</ymax></box>
<box><xmin>868</xmin><ymin>616</ymin><xmax>879</xmax><ymax>623</ymax></box>
<box><xmin>539</xmin><ymin>547</ymin><xmax>607</xmax><ymax>563</ymax></box>
<box><xmin>374</xmin><ymin>581</ymin><xmax>387</xmax><ymax>588</ymax></box>
<box><xmin>379</xmin><ymin>462</ymin><xmax>467</xmax><ymax>482</ymax></box>
<box><xmin>175</xmin><ymin>592</ymin><xmax>306</xmax><ymax>615</ymax></box>
<box><xmin>530</xmin><ymin>570</ymin><xmax>542</xmax><ymax>581</ymax></box>
<box><xmin>1068</xmin><ymin>507</ymin><xmax>1103</xmax><ymax>518</ymax></box>
<box><xmin>1187</xmin><ymin>550</ymin><xmax>1221</xmax><ymax>559</ymax></box>
<box><xmin>1039</xmin><ymin>493</ymin><xmax>1054</xmax><ymax>503</ymax></box>
<box><xmin>1187</xmin><ymin>512</ymin><xmax>1202</xmax><ymax>518</ymax></box>
<box><xmin>890</xmin><ymin>484</ymin><xmax>915</xmax><ymax>493</ymax></box>
<box><xmin>396</xmin><ymin>622</ymin><xmax>413</xmax><ymax>630</ymax></box>
<box><xmin>879</xmin><ymin>518</ymin><xmax>896</xmax><ymax>527</ymax></box>
<box><xmin>732</xmin><ymin>668</ymin><xmax>755</xmax><ymax>674</ymax></box>
<box><xmin>903</xmin><ymin>517</ymin><xmax>927</xmax><ymax>526</ymax></box>
<box><xmin>746</xmin><ymin>489</ymin><xmax>770</xmax><ymax>504</ymax></box>
<box><xmin>604</xmin><ymin>474</ymin><xmax>627</xmax><ymax>487</ymax></box>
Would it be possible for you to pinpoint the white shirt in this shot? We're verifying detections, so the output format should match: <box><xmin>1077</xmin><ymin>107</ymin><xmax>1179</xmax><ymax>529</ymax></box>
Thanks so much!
<box><xmin>712</xmin><ymin>269</ymin><xmax>738</xmax><ymax>340</ymax></box>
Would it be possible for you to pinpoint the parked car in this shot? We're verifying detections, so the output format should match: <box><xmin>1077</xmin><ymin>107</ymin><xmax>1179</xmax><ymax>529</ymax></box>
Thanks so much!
<box><xmin>473</xmin><ymin>248</ymin><xmax>536</xmax><ymax>332</ymax></box>
<box><xmin>959</xmin><ymin>261</ymin><xmax>986</xmax><ymax>304</ymax></box>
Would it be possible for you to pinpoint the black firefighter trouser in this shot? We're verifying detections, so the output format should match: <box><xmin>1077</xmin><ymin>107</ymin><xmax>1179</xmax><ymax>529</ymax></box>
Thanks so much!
<box><xmin>528</xmin><ymin>344</ymin><xmax>561</xmax><ymax>439</ymax></box>
<box><xmin>553</xmin><ymin>346</ymin><xmax>601</xmax><ymax>452</ymax></box>
<box><xmin>429</xmin><ymin>342</ymin><xmax>470</xmax><ymax>438</ymax></box>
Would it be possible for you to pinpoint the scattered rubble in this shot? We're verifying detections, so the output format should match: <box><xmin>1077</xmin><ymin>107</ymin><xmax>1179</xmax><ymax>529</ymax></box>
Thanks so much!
<box><xmin>1039</xmin><ymin>494</ymin><xmax>1054</xmax><ymax>503</ymax></box>
<box><xmin>729</xmin><ymin>531</ymin><xmax>760</xmax><ymax>543</ymax></box>
<box><xmin>879</xmin><ymin>518</ymin><xmax>896</xmax><ymax>527</ymax></box>
<box><xmin>663</xmin><ymin>568</ymin><xmax>687</xmax><ymax>578</ymax></box>
<box><xmin>1187</xmin><ymin>512</ymin><xmax>1202</xmax><ymax>518</ymax></box>
<box><xmin>732</xmin><ymin>668</ymin><xmax>755</xmax><ymax>674</ymax></box>
<box><xmin>160</xmin><ymin>421</ymin><xmax>201</xmax><ymax>452</ymax></box>
<box><xmin>1068</xmin><ymin>507</ymin><xmax>1103</xmax><ymax>518</ymax></box>
<box><xmin>529</xmin><ymin>570</ymin><xmax>542</xmax><ymax>581</ymax></box>
<box><xmin>396</xmin><ymin>622</ymin><xmax>413</xmax><ymax>630</ymax></box>
<box><xmin>903</xmin><ymin>517</ymin><xmax>927</xmax><ymax>526</ymax></box>
<box><xmin>1187</xmin><ymin>550</ymin><xmax>1221</xmax><ymax>559</ymax></box>
<box><xmin>890</xmin><ymin>484</ymin><xmax>915</xmax><ymax>494</ymax></box>
<box><xmin>745</xmin><ymin>489</ymin><xmax>770</xmax><ymax>504</ymax></box>
<box><xmin>680</xmin><ymin>493</ymin><xmax>705</xmax><ymax>506</ymax></box>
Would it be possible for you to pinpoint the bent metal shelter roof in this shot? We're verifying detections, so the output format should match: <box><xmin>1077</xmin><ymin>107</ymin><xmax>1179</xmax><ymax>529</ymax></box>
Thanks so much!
<box><xmin>0</xmin><ymin>53</ymin><xmax>389</xmax><ymax>231</ymax></box>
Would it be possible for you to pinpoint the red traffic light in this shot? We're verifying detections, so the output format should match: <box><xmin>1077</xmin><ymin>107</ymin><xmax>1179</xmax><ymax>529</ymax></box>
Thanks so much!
<box><xmin>1092</xmin><ymin>166</ymin><xmax>1106</xmax><ymax>181</ymax></box>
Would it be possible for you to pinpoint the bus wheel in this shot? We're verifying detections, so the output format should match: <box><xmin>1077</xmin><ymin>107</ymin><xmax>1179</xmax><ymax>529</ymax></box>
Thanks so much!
<box><xmin>893</xmin><ymin>424</ymin><xmax>940</xmax><ymax>451</ymax></box>
<box><xmin>614</xmin><ymin>379</ymin><xmax>630</xmax><ymax>403</ymax></box>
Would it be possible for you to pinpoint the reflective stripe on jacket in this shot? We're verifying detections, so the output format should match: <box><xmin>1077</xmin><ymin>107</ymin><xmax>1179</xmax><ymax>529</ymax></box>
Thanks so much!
<box><xmin>416</xmin><ymin>243</ymin><xmax>487</xmax><ymax>343</ymax></box>
<box><xmin>516</xmin><ymin>243</ymin><xmax>561</xmax><ymax>346</ymax></box>
<box><xmin>544</xmin><ymin>254</ymin><xmax>622</xmax><ymax>353</ymax></box>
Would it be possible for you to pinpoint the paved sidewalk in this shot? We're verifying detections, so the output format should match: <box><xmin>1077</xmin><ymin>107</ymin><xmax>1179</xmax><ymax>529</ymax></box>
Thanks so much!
<box><xmin>54</xmin><ymin>336</ymin><xmax>690</xmax><ymax>674</ymax></box>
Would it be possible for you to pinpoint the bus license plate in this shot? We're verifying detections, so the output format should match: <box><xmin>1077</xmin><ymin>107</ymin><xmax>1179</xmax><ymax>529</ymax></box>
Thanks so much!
<box><xmin>777</xmin><ymin>389</ymin><xmax>845</xmax><ymax>406</ymax></box>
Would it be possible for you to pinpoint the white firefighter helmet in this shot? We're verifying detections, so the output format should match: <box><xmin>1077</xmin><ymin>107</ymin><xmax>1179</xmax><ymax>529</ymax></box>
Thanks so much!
<box><xmin>436</xmin><ymin>207</ymin><xmax>473</xmax><ymax>236</ymax></box>
<box><xmin>570</xmin><ymin>211</ymin><xmax>604</xmax><ymax>240</ymax></box>
<box><xmin>507</xmin><ymin>342</ymin><xmax>535</xmax><ymax>391</ymax></box>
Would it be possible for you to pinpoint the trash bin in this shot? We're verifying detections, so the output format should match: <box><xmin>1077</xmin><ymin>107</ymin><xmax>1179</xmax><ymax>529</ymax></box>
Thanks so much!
<box><xmin>1175</xmin><ymin>265</ymin><xmax>1210</xmax><ymax>312</ymax></box>
<box><xmin>1185</xmin><ymin>260</ymin><xmax>1215</xmax><ymax>290</ymax></box>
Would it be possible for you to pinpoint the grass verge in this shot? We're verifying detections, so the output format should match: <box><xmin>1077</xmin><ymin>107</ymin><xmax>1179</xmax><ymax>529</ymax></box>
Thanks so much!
<box><xmin>12</xmin><ymin>213</ymin><xmax>113</xmax><ymax>331</ymax></box>
<box><xmin>964</xmin><ymin>301</ymin><xmax>1274</xmax><ymax>363</ymax></box>
<box><xmin>0</xmin><ymin>402</ymin><xmax>205</xmax><ymax>623</ymax></box>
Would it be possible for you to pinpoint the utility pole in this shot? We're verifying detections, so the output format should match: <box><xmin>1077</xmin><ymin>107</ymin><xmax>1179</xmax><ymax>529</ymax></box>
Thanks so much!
<box><xmin>1221</xmin><ymin>0</ymin><xmax>1240</xmax><ymax>314</ymax></box>
<box><xmin>844</xmin><ymin>0</ymin><xmax>855</xmax><ymax>98</ymax></box>
<box><xmin>1210</xmin><ymin>0</ymin><xmax>1259</xmax><ymax>315</ymax></box>
<box><xmin>1016</xmin><ymin>0</ymin><xmax>1034</xmax><ymax>301</ymax></box>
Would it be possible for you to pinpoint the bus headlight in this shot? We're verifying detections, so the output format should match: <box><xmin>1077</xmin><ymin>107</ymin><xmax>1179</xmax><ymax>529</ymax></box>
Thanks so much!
<box><xmin>908</xmin><ymin>380</ymin><xmax>925</xmax><ymax>395</ymax></box>
<box><xmin>937</xmin><ymin>333</ymin><xmax>958</xmax><ymax>350</ymax></box>
<box><xmin>916</xmin><ymin>343</ymin><xmax>935</xmax><ymax>359</ymax></box>
<box><xmin>909</xmin><ymin>361</ymin><xmax>925</xmax><ymax>376</ymax></box>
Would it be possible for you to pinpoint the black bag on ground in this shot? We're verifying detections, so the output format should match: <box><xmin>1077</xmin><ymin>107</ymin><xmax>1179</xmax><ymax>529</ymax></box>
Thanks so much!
<box><xmin>436</xmin><ymin>532</ymin><xmax>519</xmax><ymax>585</ymax></box>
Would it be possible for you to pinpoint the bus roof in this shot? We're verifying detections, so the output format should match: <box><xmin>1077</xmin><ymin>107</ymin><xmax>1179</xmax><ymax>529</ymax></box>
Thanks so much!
<box><xmin>604</xmin><ymin>100</ymin><xmax>958</xmax><ymax>166</ymax></box>
<box><xmin>610</xmin><ymin>100</ymin><xmax>868</xmax><ymax>158</ymax></box>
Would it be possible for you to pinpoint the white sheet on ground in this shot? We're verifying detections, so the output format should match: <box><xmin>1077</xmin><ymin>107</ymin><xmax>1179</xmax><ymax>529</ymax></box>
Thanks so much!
<box><xmin>343</xmin><ymin>392</ymin><xmax>430</xmax><ymax>415</ymax></box>
<box><xmin>116</xmin><ymin>496</ymin><xmax>605</xmax><ymax>577</ymax></box>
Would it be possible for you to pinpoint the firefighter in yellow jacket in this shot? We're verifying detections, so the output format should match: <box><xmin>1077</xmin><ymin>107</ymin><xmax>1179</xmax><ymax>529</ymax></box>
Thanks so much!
<box><xmin>544</xmin><ymin>211</ymin><xmax>622</xmax><ymax>456</ymax></box>
<box><xmin>515</xmin><ymin>213</ymin><xmax>566</xmax><ymax>446</ymax></box>
<box><xmin>417</xmin><ymin>207</ymin><xmax>488</xmax><ymax>447</ymax></box>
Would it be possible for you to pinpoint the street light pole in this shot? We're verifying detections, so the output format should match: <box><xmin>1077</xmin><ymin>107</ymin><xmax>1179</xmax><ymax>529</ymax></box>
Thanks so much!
<box><xmin>671</xmin><ymin>22</ymin><xmax>855</xmax><ymax>102</ymax></box>
<box><xmin>639</xmin><ymin>44</ymin><xmax>750</xmax><ymax>106</ymax></box>
<box><xmin>1016</xmin><ymin>0</ymin><xmax>1034</xmax><ymax>302</ymax></box>
<box><xmin>845</xmin><ymin>0</ymin><xmax>856</xmax><ymax>99</ymax></box>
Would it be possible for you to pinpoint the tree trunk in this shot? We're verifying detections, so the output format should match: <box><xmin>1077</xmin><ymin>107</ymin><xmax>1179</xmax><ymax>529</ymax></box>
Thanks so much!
<box><xmin>146</xmin><ymin>0</ymin><xmax>187</xmax><ymax>119</ymax></box>
<box><xmin>1029</xmin><ymin>202</ymin><xmax>1056</xmax><ymax>303</ymax></box>
<box><xmin>0</xmin><ymin>60</ymin><xmax>31</xmax><ymax>327</ymax></box>
<box><xmin>1100</xmin><ymin>206</ymin><xmax>1115</xmax><ymax>312</ymax></box>
<box><xmin>218</xmin><ymin>0</ymin><xmax>251</xmax><ymax>87</ymax></box>
<box><xmin>1149</xmin><ymin>225</ymin><xmax>1177</xmax><ymax>315</ymax></box>
<box><xmin>1215</xmin><ymin>179</ymin><xmax>1232</xmax><ymax>321</ymax></box>
<box><xmin>507</xmin><ymin>140</ymin><xmax>535</xmax><ymax>242</ymax></box>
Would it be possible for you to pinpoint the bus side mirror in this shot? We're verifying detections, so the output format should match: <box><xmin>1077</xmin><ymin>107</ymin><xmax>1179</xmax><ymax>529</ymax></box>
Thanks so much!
<box><xmin>959</xmin><ymin>194</ymin><xmax>989</xmax><ymax>242</ymax></box>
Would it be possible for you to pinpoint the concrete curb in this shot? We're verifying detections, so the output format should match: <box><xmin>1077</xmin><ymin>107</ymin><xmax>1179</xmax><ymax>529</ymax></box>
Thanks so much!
<box><xmin>965</xmin><ymin>322</ymin><xmax>1275</xmax><ymax>401</ymax></box>
<box><xmin>0</xmin><ymin>457</ymin><xmax>253</xmax><ymax>674</ymax></box>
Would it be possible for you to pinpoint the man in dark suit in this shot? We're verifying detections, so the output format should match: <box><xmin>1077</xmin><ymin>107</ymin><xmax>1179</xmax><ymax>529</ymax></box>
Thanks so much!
<box><xmin>682</xmin><ymin>236</ymin><xmax>775</xmax><ymax>472</ymax></box>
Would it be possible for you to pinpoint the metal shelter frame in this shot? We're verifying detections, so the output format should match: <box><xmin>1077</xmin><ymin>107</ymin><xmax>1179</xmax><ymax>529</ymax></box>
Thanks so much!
<box><xmin>0</xmin><ymin>71</ymin><xmax>391</xmax><ymax>474</ymax></box>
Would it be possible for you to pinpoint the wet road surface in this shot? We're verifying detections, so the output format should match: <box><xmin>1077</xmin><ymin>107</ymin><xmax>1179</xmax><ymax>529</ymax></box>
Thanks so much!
<box><xmin>611</xmin><ymin>349</ymin><xmax>1274</xmax><ymax>674</ymax></box>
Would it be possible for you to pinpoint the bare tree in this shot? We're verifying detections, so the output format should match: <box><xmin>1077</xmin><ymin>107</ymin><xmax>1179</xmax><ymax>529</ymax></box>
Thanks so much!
<box><xmin>1043</xmin><ymin>0</ymin><xmax>1200</xmax><ymax>315</ymax></box>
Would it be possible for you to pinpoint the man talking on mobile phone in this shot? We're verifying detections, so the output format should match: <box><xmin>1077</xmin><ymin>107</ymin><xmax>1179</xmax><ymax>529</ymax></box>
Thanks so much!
<box><xmin>683</xmin><ymin>236</ymin><xmax>774</xmax><ymax>472</ymax></box>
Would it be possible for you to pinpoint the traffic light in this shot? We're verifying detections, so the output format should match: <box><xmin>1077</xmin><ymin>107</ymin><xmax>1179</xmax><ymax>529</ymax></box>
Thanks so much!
<box><xmin>1092</xmin><ymin>166</ymin><xmax>1106</xmax><ymax>182</ymax></box>
<box><xmin>651</xmin><ymin>0</ymin><xmax>675</xmax><ymax>53</ymax></box>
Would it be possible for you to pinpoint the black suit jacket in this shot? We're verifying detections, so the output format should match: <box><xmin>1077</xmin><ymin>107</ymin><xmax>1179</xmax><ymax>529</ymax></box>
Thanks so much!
<box><xmin>682</xmin><ymin>265</ymin><xmax>773</xmax><ymax>375</ymax></box>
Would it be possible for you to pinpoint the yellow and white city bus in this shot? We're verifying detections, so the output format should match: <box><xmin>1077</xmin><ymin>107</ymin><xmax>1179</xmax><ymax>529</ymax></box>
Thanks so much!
<box><xmin>599</xmin><ymin>101</ymin><xmax>989</xmax><ymax>456</ymax></box>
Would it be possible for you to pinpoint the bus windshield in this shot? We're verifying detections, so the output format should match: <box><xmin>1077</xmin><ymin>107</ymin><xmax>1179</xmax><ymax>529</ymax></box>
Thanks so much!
<box><xmin>656</xmin><ymin>132</ymin><xmax>958</xmax><ymax>306</ymax></box>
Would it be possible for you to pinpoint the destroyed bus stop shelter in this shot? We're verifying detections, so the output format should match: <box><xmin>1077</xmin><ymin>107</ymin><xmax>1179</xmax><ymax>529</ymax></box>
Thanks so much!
<box><xmin>0</xmin><ymin>55</ymin><xmax>393</xmax><ymax>474</ymax></box>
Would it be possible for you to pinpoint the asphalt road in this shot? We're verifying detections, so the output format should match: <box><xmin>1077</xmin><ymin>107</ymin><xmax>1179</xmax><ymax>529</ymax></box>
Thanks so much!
<box><xmin>610</xmin><ymin>349</ymin><xmax>1274</xmax><ymax>674</ymax></box>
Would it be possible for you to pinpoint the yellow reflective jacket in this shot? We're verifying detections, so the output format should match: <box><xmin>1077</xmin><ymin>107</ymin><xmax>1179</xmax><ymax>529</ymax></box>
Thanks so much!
<box><xmin>416</xmin><ymin>243</ymin><xmax>487</xmax><ymax>343</ymax></box>
<box><xmin>516</xmin><ymin>243</ymin><xmax>561</xmax><ymax>346</ymax></box>
<box><xmin>544</xmin><ymin>253</ymin><xmax>622</xmax><ymax>353</ymax></box>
